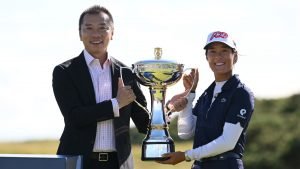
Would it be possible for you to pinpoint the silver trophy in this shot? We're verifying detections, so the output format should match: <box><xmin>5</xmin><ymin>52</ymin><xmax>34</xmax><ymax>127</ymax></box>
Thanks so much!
<box><xmin>132</xmin><ymin>48</ymin><xmax>184</xmax><ymax>161</ymax></box>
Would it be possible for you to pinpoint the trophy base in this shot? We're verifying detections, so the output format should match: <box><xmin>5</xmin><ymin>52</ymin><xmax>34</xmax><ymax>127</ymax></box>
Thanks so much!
<box><xmin>142</xmin><ymin>157</ymin><xmax>170</xmax><ymax>161</ymax></box>
<box><xmin>141</xmin><ymin>141</ymin><xmax>175</xmax><ymax>161</ymax></box>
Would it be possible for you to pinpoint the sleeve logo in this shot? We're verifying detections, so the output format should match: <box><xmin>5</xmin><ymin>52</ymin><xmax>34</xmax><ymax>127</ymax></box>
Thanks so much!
<box><xmin>237</xmin><ymin>109</ymin><xmax>247</xmax><ymax>119</ymax></box>
<box><xmin>240</xmin><ymin>109</ymin><xmax>247</xmax><ymax>116</ymax></box>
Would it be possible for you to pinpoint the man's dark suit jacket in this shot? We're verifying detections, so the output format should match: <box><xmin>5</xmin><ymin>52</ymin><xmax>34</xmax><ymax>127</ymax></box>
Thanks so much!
<box><xmin>52</xmin><ymin>51</ymin><xmax>149</xmax><ymax>168</ymax></box>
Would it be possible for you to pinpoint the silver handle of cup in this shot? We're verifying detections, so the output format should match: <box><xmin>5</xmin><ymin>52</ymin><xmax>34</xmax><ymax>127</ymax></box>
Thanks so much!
<box><xmin>120</xmin><ymin>67</ymin><xmax>150</xmax><ymax>114</ymax></box>
<box><xmin>165</xmin><ymin>67</ymin><xmax>197</xmax><ymax>116</ymax></box>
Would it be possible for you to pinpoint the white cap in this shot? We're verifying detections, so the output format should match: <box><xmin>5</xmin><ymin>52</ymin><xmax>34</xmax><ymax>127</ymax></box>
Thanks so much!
<box><xmin>204</xmin><ymin>31</ymin><xmax>236</xmax><ymax>49</ymax></box>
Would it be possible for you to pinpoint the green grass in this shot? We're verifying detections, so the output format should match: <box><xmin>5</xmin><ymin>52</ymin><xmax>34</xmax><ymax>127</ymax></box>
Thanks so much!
<box><xmin>0</xmin><ymin>140</ymin><xmax>58</xmax><ymax>154</ymax></box>
<box><xmin>0</xmin><ymin>140</ymin><xmax>193</xmax><ymax>169</ymax></box>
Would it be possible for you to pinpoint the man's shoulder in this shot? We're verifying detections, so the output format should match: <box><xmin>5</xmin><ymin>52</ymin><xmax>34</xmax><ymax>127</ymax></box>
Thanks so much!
<box><xmin>110</xmin><ymin>56</ymin><xmax>128</xmax><ymax>67</ymax></box>
<box><xmin>55</xmin><ymin>52</ymin><xmax>84</xmax><ymax>70</ymax></box>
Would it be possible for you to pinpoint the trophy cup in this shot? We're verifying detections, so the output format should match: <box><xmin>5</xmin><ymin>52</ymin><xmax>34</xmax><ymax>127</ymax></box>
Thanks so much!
<box><xmin>132</xmin><ymin>48</ymin><xmax>184</xmax><ymax>161</ymax></box>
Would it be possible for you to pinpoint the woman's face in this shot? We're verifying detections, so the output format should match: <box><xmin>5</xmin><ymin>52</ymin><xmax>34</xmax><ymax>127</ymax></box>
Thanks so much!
<box><xmin>206</xmin><ymin>42</ymin><xmax>237</xmax><ymax>81</ymax></box>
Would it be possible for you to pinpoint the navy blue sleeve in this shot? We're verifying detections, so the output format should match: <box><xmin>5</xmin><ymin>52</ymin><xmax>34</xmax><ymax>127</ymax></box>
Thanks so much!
<box><xmin>192</xmin><ymin>93</ymin><xmax>205</xmax><ymax>116</ymax></box>
<box><xmin>192</xmin><ymin>99</ymin><xmax>200</xmax><ymax>116</ymax></box>
<box><xmin>225</xmin><ymin>87</ymin><xmax>255</xmax><ymax>128</ymax></box>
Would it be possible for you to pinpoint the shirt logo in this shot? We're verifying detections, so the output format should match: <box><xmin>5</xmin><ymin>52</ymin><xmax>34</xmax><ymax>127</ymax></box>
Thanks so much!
<box><xmin>221</xmin><ymin>98</ymin><xmax>226</xmax><ymax>102</ymax></box>
<box><xmin>237</xmin><ymin>109</ymin><xmax>247</xmax><ymax>119</ymax></box>
<box><xmin>240</xmin><ymin>109</ymin><xmax>247</xmax><ymax>116</ymax></box>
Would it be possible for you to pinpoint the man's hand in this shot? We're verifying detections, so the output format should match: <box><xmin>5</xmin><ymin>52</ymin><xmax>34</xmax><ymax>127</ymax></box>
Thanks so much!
<box><xmin>156</xmin><ymin>151</ymin><xmax>185</xmax><ymax>165</ymax></box>
<box><xmin>116</xmin><ymin>78</ymin><xmax>136</xmax><ymax>109</ymax></box>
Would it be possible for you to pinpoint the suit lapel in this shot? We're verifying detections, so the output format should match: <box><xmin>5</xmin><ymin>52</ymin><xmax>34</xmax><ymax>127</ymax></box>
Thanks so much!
<box><xmin>71</xmin><ymin>52</ymin><xmax>96</xmax><ymax>104</ymax></box>
<box><xmin>110</xmin><ymin>58</ymin><xmax>120</xmax><ymax>98</ymax></box>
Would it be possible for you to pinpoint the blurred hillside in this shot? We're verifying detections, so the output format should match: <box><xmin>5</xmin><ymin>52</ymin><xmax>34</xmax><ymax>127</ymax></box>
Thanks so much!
<box><xmin>130</xmin><ymin>93</ymin><xmax>300</xmax><ymax>169</ymax></box>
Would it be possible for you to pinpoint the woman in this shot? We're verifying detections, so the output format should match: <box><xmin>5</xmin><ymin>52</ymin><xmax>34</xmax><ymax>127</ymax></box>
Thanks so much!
<box><xmin>159</xmin><ymin>31</ymin><xmax>255</xmax><ymax>169</ymax></box>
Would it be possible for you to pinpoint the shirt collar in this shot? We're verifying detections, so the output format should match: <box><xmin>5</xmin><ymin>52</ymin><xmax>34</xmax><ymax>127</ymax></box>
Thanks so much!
<box><xmin>214</xmin><ymin>80</ymin><xmax>227</xmax><ymax>94</ymax></box>
<box><xmin>221</xmin><ymin>74</ymin><xmax>240</xmax><ymax>91</ymax></box>
<box><xmin>83</xmin><ymin>49</ymin><xmax>111</xmax><ymax>67</ymax></box>
<box><xmin>205</xmin><ymin>74</ymin><xmax>240</xmax><ymax>94</ymax></box>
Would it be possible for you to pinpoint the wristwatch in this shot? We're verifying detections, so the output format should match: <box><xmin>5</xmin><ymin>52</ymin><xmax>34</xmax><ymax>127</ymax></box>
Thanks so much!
<box><xmin>185</xmin><ymin>151</ymin><xmax>191</xmax><ymax>162</ymax></box>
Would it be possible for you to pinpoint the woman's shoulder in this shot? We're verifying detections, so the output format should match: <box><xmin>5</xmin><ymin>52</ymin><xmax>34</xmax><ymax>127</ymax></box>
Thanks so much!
<box><xmin>234</xmin><ymin>82</ymin><xmax>255</xmax><ymax>108</ymax></box>
<box><xmin>236</xmin><ymin>81</ymin><xmax>254</xmax><ymax>96</ymax></box>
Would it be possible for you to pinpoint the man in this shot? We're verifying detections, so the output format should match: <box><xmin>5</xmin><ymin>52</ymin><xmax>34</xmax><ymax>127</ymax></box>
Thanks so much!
<box><xmin>52</xmin><ymin>5</ymin><xmax>149</xmax><ymax>169</ymax></box>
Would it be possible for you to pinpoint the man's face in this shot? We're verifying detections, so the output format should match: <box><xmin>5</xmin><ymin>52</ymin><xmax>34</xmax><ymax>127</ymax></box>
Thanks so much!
<box><xmin>79</xmin><ymin>12</ymin><xmax>113</xmax><ymax>58</ymax></box>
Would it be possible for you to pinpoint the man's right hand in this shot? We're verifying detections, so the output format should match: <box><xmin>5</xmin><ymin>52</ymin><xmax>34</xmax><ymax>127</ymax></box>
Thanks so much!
<box><xmin>116</xmin><ymin>78</ymin><xmax>136</xmax><ymax>109</ymax></box>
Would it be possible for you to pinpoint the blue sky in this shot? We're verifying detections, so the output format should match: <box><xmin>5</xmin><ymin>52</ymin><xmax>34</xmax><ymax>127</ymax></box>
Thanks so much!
<box><xmin>0</xmin><ymin>0</ymin><xmax>299</xmax><ymax>141</ymax></box>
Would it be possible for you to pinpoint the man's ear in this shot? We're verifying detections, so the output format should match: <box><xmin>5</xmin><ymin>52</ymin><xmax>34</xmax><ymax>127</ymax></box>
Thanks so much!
<box><xmin>79</xmin><ymin>31</ymin><xmax>82</xmax><ymax>41</ymax></box>
<box><xmin>111</xmin><ymin>30</ymin><xmax>114</xmax><ymax>40</ymax></box>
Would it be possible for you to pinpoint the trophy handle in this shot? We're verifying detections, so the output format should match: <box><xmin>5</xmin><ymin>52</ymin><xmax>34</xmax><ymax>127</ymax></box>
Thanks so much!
<box><xmin>183</xmin><ymin>67</ymin><xmax>193</xmax><ymax>72</ymax></box>
<box><xmin>165</xmin><ymin>67</ymin><xmax>198</xmax><ymax>116</ymax></box>
<box><xmin>120</xmin><ymin>67</ymin><xmax>150</xmax><ymax>114</ymax></box>
<box><xmin>120</xmin><ymin>66</ymin><xmax>145</xmax><ymax>85</ymax></box>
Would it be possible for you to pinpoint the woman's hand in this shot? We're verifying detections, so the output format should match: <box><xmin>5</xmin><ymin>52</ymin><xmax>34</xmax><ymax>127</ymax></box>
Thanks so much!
<box><xmin>156</xmin><ymin>151</ymin><xmax>186</xmax><ymax>165</ymax></box>
<box><xmin>167</xmin><ymin>96</ymin><xmax>188</xmax><ymax>112</ymax></box>
<box><xmin>166</xmin><ymin>69</ymin><xmax>199</xmax><ymax>112</ymax></box>
<box><xmin>183</xmin><ymin>68</ymin><xmax>199</xmax><ymax>92</ymax></box>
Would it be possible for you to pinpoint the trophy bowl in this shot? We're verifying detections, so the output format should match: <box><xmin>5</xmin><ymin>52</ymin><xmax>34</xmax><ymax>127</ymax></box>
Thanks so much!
<box><xmin>132</xmin><ymin>49</ymin><xmax>184</xmax><ymax>161</ymax></box>
<box><xmin>133</xmin><ymin>60</ymin><xmax>184</xmax><ymax>87</ymax></box>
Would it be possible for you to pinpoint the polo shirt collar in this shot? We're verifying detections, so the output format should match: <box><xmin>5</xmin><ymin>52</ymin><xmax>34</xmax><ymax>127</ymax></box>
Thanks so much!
<box><xmin>221</xmin><ymin>74</ymin><xmax>240</xmax><ymax>91</ymax></box>
<box><xmin>205</xmin><ymin>74</ymin><xmax>240</xmax><ymax>94</ymax></box>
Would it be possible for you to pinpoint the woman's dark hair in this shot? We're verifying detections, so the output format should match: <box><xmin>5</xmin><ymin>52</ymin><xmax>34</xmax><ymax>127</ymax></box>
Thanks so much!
<box><xmin>205</xmin><ymin>44</ymin><xmax>237</xmax><ymax>56</ymax></box>
<box><xmin>78</xmin><ymin>5</ymin><xmax>114</xmax><ymax>31</ymax></box>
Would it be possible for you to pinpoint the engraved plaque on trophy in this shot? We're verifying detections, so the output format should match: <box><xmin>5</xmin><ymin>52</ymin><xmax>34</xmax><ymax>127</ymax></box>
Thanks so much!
<box><xmin>132</xmin><ymin>48</ymin><xmax>184</xmax><ymax>161</ymax></box>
